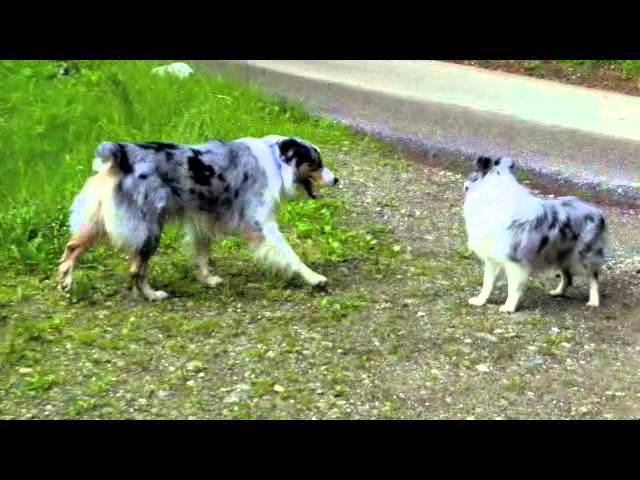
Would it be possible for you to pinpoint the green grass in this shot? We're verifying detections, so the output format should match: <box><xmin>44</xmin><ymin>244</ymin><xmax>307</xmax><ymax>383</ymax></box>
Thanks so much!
<box><xmin>553</xmin><ymin>60</ymin><xmax>640</xmax><ymax>79</ymax></box>
<box><xmin>0</xmin><ymin>60</ymin><xmax>411</xmax><ymax>418</ymax></box>
<box><xmin>1</xmin><ymin>61</ymin><xmax>635</xmax><ymax>420</ymax></box>
<box><xmin>0</xmin><ymin>60</ymin><xmax>372</xmax><ymax>274</ymax></box>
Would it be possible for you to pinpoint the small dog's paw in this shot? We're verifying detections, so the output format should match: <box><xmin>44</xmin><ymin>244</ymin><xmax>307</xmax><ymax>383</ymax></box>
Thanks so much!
<box><xmin>548</xmin><ymin>289</ymin><xmax>565</xmax><ymax>297</ymax></box>
<box><xmin>148</xmin><ymin>290</ymin><xmax>169</xmax><ymax>301</ymax></box>
<box><xmin>586</xmin><ymin>300</ymin><xmax>599</xmax><ymax>308</ymax></box>
<box><xmin>138</xmin><ymin>289</ymin><xmax>169</xmax><ymax>301</ymax></box>
<box><xmin>499</xmin><ymin>304</ymin><xmax>516</xmax><ymax>314</ymax></box>
<box><xmin>468</xmin><ymin>296</ymin><xmax>487</xmax><ymax>306</ymax></box>
<box><xmin>203</xmin><ymin>275</ymin><xmax>223</xmax><ymax>287</ymax></box>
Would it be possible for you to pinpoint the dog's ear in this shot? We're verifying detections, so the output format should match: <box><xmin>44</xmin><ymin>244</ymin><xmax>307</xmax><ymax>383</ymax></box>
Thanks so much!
<box><xmin>277</xmin><ymin>138</ymin><xmax>302</xmax><ymax>165</ymax></box>
<box><xmin>475</xmin><ymin>155</ymin><xmax>493</xmax><ymax>173</ymax></box>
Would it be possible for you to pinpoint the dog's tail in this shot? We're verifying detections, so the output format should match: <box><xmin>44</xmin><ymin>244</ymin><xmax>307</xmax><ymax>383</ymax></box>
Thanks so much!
<box><xmin>92</xmin><ymin>142</ymin><xmax>130</xmax><ymax>174</ymax></box>
<box><xmin>70</xmin><ymin>146</ymin><xmax>121</xmax><ymax>236</ymax></box>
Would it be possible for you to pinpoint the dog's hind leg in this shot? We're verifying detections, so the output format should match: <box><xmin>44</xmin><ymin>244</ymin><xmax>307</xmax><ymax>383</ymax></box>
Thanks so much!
<box><xmin>190</xmin><ymin>234</ymin><xmax>223</xmax><ymax>287</ymax></box>
<box><xmin>500</xmin><ymin>261</ymin><xmax>530</xmax><ymax>313</ymax></box>
<box><xmin>244</xmin><ymin>221</ymin><xmax>327</xmax><ymax>287</ymax></box>
<box><xmin>58</xmin><ymin>229</ymin><xmax>100</xmax><ymax>292</ymax></box>
<box><xmin>469</xmin><ymin>259</ymin><xmax>501</xmax><ymax>306</ymax></box>
<box><xmin>549</xmin><ymin>269</ymin><xmax>572</xmax><ymax>297</ymax></box>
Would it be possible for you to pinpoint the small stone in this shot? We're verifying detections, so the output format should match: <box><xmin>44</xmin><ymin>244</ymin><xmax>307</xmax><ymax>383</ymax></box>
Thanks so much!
<box><xmin>416</xmin><ymin>311</ymin><xmax>426</xmax><ymax>317</ymax></box>
<box><xmin>186</xmin><ymin>360</ymin><xmax>205</xmax><ymax>372</ymax></box>
<box><xmin>157</xmin><ymin>390</ymin><xmax>177</xmax><ymax>399</ymax></box>
<box><xmin>475</xmin><ymin>363</ymin><xmax>490</xmax><ymax>372</ymax></box>
<box><xmin>273</xmin><ymin>384</ymin><xmax>285</xmax><ymax>393</ymax></box>
<box><xmin>474</xmin><ymin>332</ymin><xmax>498</xmax><ymax>343</ymax></box>
<box><xmin>186</xmin><ymin>380</ymin><xmax>196</xmax><ymax>387</ymax></box>
<box><xmin>529</xmin><ymin>356</ymin><xmax>544</xmax><ymax>367</ymax></box>
<box><xmin>18</xmin><ymin>368</ymin><xmax>34</xmax><ymax>375</ymax></box>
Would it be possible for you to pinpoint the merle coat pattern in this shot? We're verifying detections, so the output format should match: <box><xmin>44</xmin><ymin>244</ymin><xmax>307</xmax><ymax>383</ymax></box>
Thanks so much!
<box><xmin>58</xmin><ymin>136</ymin><xmax>338</xmax><ymax>300</ymax></box>
<box><xmin>463</xmin><ymin>155</ymin><xmax>608</xmax><ymax>313</ymax></box>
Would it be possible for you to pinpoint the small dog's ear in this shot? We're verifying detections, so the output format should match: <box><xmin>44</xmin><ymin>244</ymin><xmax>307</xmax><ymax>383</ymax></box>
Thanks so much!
<box><xmin>476</xmin><ymin>156</ymin><xmax>493</xmax><ymax>172</ymax></box>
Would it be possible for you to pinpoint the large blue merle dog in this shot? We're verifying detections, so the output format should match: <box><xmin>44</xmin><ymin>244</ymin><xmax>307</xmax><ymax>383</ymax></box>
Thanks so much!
<box><xmin>463</xmin><ymin>155</ymin><xmax>609</xmax><ymax>313</ymax></box>
<box><xmin>58</xmin><ymin>135</ymin><xmax>338</xmax><ymax>300</ymax></box>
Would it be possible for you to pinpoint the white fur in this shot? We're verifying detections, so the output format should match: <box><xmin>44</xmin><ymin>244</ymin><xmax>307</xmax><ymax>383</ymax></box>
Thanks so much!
<box><xmin>464</xmin><ymin>156</ymin><xmax>607</xmax><ymax>313</ymax></box>
<box><xmin>61</xmin><ymin>135</ymin><xmax>332</xmax><ymax>299</ymax></box>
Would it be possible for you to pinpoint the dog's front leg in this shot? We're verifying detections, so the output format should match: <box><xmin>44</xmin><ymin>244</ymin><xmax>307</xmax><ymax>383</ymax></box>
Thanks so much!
<box><xmin>586</xmin><ymin>270</ymin><xmax>600</xmax><ymax>307</ymax></box>
<box><xmin>191</xmin><ymin>235</ymin><xmax>223</xmax><ymax>287</ymax></box>
<box><xmin>245</xmin><ymin>222</ymin><xmax>327</xmax><ymax>287</ymax></box>
<box><xmin>500</xmin><ymin>261</ymin><xmax>530</xmax><ymax>313</ymax></box>
<box><xmin>130</xmin><ymin>254</ymin><xmax>169</xmax><ymax>301</ymax></box>
<box><xmin>469</xmin><ymin>259</ymin><xmax>501</xmax><ymax>306</ymax></box>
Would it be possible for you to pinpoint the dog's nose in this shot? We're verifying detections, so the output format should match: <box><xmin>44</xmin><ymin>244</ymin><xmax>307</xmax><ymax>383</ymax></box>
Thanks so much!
<box><xmin>333</xmin><ymin>177</ymin><xmax>339</xmax><ymax>185</ymax></box>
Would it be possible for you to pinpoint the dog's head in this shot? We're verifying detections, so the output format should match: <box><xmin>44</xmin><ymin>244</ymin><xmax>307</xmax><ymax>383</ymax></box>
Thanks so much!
<box><xmin>464</xmin><ymin>155</ymin><xmax>516</xmax><ymax>194</ymax></box>
<box><xmin>276</xmin><ymin>137</ymin><xmax>338</xmax><ymax>199</ymax></box>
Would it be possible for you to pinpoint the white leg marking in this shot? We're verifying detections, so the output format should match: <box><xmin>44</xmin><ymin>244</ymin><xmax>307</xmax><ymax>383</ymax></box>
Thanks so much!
<box><xmin>469</xmin><ymin>259</ymin><xmax>501</xmax><ymax>306</ymax></box>
<box><xmin>586</xmin><ymin>274</ymin><xmax>600</xmax><ymax>307</ymax></box>
<box><xmin>192</xmin><ymin>237</ymin><xmax>222</xmax><ymax>287</ymax></box>
<box><xmin>252</xmin><ymin>221</ymin><xmax>327</xmax><ymax>286</ymax></box>
<box><xmin>549</xmin><ymin>271</ymin><xmax>570</xmax><ymax>296</ymax></box>
<box><xmin>500</xmin><ymin>261</ymin><xmax>530</xmax><ymax>313</ymax></box>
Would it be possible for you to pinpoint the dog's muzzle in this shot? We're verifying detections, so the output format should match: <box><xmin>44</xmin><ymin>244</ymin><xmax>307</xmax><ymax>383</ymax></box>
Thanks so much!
<box><xmin>321</xmin><ymin>168</ymin><xmax>339</xmax><ymax>186</ymax></box>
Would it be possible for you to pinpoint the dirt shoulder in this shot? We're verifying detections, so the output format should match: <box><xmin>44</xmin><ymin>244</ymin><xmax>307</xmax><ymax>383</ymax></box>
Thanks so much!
<box><xmin>2</xmin><ymin>141</ymin><xmax>640</xmax><ymax>419</ymax></box>
<box><xmin>450</xmin><ymin>61</ymin><xmax>640</xmax><ymax>97</ymax></box>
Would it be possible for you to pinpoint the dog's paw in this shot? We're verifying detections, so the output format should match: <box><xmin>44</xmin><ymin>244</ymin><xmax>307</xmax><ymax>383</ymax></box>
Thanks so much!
<box><xmin>147</xmin><ymin>290</ymin><xmax>169</xmax><ymax>301</ymax></box>
<box><xmin>586</xmin><ymin>300</ymin><xmax>600</xmax><ymax>308</ymax></box>
<box><xmin>468</xmin><ymin>296</ymin><xmax>487</xmax><ymax>306</ymax></box>
<box><xmin>499</xmin><ymin>304</ymin><xmax>517</xmax><ymax>314</ymax></box>
<box><xmin>548</xmin><ymin>289</ymin><xmax>565</xmax><ymax>297</ymax></box>
<box><xmin>58</xmin><ymin>279</ymin><xmax>72</xmax><ymax>293</ymax></box>
<box><xmin>137</xmin><ymin>289</ymin><xmax>169</xmax><ymax>301</ymax></box>
<box><xmin>58</xmin><ymin>268</ymin><xmax>73</xmax><ymax>293</ymax></box>
<box><xmin>307</xmin><ymin>273</ymin><xmax>328</xmax><ymax>287</ymax></box>
<box><xmin>203</xmin><ymin>275</ymin><xmax>223</xmax><ymax>287</ymax></box>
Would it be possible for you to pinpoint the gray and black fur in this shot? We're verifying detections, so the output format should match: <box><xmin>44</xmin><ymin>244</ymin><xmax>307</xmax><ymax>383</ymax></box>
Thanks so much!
<box><xmin>506</xmin><ymin>197</ymin><xmax>607</xmax><ymax>283</ymax></box>
<box><xmin>59</xmin><ymin>136</ymin><xmax>338</xmax><ymax>299</ymax></box>
<box><xmin>464</xmin><ymin>155</ymin><xmax>609</xmax><ymax>312</ymax></box>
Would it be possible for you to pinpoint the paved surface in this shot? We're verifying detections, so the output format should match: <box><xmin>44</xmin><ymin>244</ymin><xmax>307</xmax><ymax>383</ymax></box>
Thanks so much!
<box><xmin>198</xmin><ymin>60</ymin><xmax>640</xmax><ymax>205</ymax></box>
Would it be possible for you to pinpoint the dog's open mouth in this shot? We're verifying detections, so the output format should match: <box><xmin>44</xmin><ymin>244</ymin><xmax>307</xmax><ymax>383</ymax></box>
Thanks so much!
<box><xmin>299</xmin><ymin>177</ymin><xmax>318</xmax><ymax>199</ymax></box>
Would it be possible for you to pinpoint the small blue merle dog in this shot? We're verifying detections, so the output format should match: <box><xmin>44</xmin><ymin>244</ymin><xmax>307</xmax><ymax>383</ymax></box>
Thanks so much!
<box><xmin>464</xmin><ymin>155</ymin><xmax>609</xmax><ymax>313</ymax></box>
<box><xmin>58</xmin><ymin>135</ymin><xmax>338</xmax><ymax>300</ymax></box>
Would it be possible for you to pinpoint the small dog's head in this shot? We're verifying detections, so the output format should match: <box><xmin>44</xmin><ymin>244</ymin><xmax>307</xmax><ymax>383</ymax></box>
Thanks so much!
<box><xmin>464</xmin><ymin>155</ymin><xmax>516</xmax><ymax>194</ymax></box>
<box><xmin>277</xmin><ymin>137</ymin><xmax>338</xmax><ymax>199</ymax></box>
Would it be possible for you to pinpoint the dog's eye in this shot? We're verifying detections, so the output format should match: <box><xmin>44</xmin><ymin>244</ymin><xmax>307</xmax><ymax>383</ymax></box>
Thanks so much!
<box><xmin>494</xmin><ymin>158</ymin><xmax>501</xmax><ymax>166</ymax></box>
